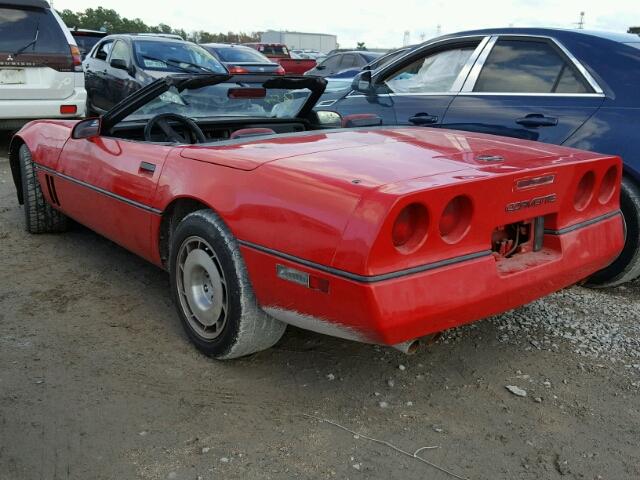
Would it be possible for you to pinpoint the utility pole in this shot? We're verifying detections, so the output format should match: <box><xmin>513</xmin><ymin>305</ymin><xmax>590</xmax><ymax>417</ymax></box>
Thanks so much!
<box><xmin>437</xmin><ymin>24</ymin><xmax>442</xmax><ymax>35</ymax></box>
<box><xmin>575</xmin><ymin>11</ymin><xmax>585</xmax><ymax>29</ymax></box>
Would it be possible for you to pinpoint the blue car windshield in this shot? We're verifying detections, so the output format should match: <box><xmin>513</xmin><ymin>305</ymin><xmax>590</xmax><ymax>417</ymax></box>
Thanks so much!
<box><xmin>124</xmin><ymin>81</ymin><xmax>312</xmax><ymax>121</ymax></box>
<box><xmin>133</xmin><ymin>40</ymin><xmax>227</xmax><ymax>73</ymax></box>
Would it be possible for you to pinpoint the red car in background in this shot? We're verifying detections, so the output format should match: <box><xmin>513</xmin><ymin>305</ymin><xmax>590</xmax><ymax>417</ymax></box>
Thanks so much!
<box><xmin>244</xmin><ymin>43</ymin><xmax>316</xmax><ymax>74</ymax></box>
<box><xmin>8</xmin><ymin>73</ymin><xmax>625</xmax><ymax>359</ymax></box>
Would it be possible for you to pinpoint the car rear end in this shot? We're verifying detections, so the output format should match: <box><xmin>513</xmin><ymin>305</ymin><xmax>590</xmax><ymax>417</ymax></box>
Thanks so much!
<box><xmin>200</xmin><ymin>44</ymin><xmax>284</xmax><ymax>75</ymax></box>
<box><xmin>244</xmin><ymin>43</ymin><xmax>316</xmax><ymax>74</ymax></box>
<box><xmin>243</xmin><ymin>130</ymin><xmax>625</xmax><ymax>347</ymax></box>
<box><xmin>0</xmin><ymin>0</ymin><xmax>85</xmax><ymax>130</ymax></box>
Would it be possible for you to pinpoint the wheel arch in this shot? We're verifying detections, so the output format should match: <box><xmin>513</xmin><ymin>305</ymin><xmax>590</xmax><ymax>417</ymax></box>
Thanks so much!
<box><xmin>158</xmin><ymin>196</ymin><xmax>223</xmax><ymax>269</ymax></box>
<box><xmin>8</xmin><ymin>135</ymin><xmax>26</xmax><ymax>205</ymax></box>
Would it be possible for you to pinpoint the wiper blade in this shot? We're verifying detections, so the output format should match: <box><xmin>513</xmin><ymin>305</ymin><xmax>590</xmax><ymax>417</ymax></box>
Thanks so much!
<box><xmin>166</xmin><ymin>58</ymin><xmax>216</xmax><ymax>73</ymax></box>
<box><xmin>13</xmin><ymin>22</ymin><xmax>40</xmax><ymax>57</ymax></box>
<box><xmin>140</xmin><ymin>55</ymin><xmax>192</xmax><ymax>73</ymax></box>
<box><xmin>140</xmin><ymin>55</ymin><xmax>215</xmax><ymax>74</ymax></box>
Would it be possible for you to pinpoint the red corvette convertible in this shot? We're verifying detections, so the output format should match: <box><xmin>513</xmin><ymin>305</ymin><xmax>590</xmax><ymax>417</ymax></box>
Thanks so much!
<box><xmin>9</xmin><ymin>73</ymin><xmax>625</xmax><ymax>359</ymax></box>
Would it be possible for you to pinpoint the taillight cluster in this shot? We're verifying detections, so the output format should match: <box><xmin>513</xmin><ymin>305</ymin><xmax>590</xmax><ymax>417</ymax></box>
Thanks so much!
<box><xmin>70</xmin><ymin>45</ymin><xmax>82</xmax><ymax>72</ymax></box>
<box><xmin>392</xmin><ymin>195</ymin><xmax>474</xmax><ymax>254</ymax></box>
<box><xmin>574</xmin><ymin>165</ymin><xmax>619</xmax><ymax>211</ymax></box>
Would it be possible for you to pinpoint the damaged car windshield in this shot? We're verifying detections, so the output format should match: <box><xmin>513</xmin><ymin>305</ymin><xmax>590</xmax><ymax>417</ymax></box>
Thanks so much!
<box><xmin>124</xmin><ymin>81</ymin><xmax>313</xmax><ymax>120</ymax></box>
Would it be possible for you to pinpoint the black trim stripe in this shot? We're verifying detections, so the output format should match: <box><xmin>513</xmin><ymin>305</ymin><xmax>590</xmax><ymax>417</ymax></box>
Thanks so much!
<box><xmin>544</xmin><ymin>210</ymin><xmax>622</xmax><ymax>235</ymax></box>
<box><xmin>238</xmin><ymin>239</ymin><xmax>492</xmax><ymax>283</ymax></box>
<box><xmin>34</xmin><ymin>164</ymin><xmax>163</xmax><ymax>216</ymax></box>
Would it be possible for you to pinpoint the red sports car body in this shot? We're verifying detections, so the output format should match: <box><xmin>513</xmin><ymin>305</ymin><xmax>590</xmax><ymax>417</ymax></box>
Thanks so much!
<box><xmin>9</xmin><ymin>74</ymin><xmax>625</xmax><ymax>358</ymax></box>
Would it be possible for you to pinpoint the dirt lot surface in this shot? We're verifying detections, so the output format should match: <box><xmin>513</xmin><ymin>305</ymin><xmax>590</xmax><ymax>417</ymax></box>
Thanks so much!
<box><xmin>0</xmin><ymin>135</ymin><xmax>638</xmax><ymax>480</ymax></box>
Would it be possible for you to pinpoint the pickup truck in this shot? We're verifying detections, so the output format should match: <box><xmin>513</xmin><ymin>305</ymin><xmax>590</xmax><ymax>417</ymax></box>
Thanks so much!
<box><xmin>243</xmin><ymin>43</ymin><xmax>316</xmax><ymax>75</ymax></box>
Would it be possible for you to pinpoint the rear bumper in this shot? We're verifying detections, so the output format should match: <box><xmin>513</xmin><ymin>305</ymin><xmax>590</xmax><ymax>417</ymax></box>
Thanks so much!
<box><xmin>0</xmin><ymin>88</ymin><xmax>86</xmax><ymax>128</ymax></box>
<box><xmin>242</xmin><ymin>212</ymin><xmax>625</xmax><ymax>345</ymax></box>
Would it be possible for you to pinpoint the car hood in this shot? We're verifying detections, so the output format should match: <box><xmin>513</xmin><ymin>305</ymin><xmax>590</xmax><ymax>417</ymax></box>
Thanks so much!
<box><xmin>179</xmin><ymin>127</ymin><xmax>590</xmax><ymax>188</ymax></box>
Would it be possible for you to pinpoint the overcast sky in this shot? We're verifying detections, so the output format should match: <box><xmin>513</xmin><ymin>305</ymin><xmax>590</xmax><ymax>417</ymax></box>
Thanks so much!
<box><xmin>52</xmin><ymin>0</ymin><xmax>640</xmax><ymax>48</ymax></box>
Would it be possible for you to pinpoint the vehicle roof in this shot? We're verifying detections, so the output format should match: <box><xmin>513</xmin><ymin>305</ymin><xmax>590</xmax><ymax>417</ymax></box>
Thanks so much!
<box><xmin>1</xmin><ymin>0</ymin><xmax>50</xmax><ymax>8</ymax></box>
<box><xmin>201</xmin><ymin>43</ymin><xmax>253</xmax><ymax>49</ymax></box>
<box><xmin>441</xmin><ymin>27</ymin><xmax>640</xmax><ymax>44</ymax></box>
<box><xmin>71</xmin><ymin>28</ymin><xmax>107</xmax><ymax>35</ymax></box>
<box><xmin>100</xmin><ymin>33</ymin><xmax>188</xmax><ymax>43</ymax></box>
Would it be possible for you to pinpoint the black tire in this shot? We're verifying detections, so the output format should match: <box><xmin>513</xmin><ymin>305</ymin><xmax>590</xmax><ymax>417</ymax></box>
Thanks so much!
<box><xmin>18</xmin><ymin>144</ymin><xmax>69</xmax><ymax>234</ymax></box>
<box><xmin>587</xmin><ymin>177</ymin><xmax>640</xmax><ymax>287</ymax></box>
<box><xmin>169</xmin><ymin>209</ymin><xmax>286</xmax><ymax>359</ymax></box>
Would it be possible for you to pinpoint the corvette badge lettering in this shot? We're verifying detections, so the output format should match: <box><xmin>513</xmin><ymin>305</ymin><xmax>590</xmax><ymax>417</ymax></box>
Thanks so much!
<box><xmin>506</xmin><ymin>194</ymin><xmax>557</xmax><ymax>212</ymax></box>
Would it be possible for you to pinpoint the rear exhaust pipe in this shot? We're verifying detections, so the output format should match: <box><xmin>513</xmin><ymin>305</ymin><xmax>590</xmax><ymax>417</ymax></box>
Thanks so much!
<box><xmin>392</xmin><ymin>339</ymin><xmax>421</xmax><ymax>354</ymax></box>
<box><xmin>391</xmin><ymin>333</ymin><xmax>443</xmax><ymax>355</ymax></box>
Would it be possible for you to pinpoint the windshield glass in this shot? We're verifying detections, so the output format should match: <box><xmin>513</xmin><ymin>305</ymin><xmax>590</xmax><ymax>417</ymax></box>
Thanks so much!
<box><xmin>124</xmin><ymin>80</ymin><xmax>312</xmax><ymax>121</ymax></box>
<box><xmin>259</xmin><ymin>45</ymin><xmax>289</xmax><ymax>57</ymax></box>
<box><xmin>73</xmin><ymin>34</ymin><xmax>104</xmax><ymax>57</ymax></box>
<box><xmin>0</xmin><ymin>7</ymin><xmax>69</xmax><ymax>55</ymax></box>
<box><xmin>133</xmin><ymin>40</ymin><xmax>227</xmax><ymax>73</ymax></box>
<box><xmin>215</xmin><ymin>46</ymin><xmax>271</xmax><ymax>63</ymax></box>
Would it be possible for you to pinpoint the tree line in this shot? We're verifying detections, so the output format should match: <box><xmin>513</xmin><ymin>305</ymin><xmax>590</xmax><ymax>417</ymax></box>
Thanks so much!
<box><xmin>58</xmin><ymin>7</ymin><xmax>259</xmax><ymax>43</ymax></box>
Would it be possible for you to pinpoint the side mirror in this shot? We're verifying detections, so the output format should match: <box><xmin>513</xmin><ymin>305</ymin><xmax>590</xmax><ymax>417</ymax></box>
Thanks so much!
<box><xmin>316</xmin><ymin>64</ymin><xmax>326</xmax><ymax>70</ymax></box>
<box><xmin>316</xmin><ymin>111</ymin><xmax>342</xmax><ymax>128</ymax></box>
<box><xmin>72</xmin><ymin>118</ymin><xmax>101</xmax><ymax>139</ymax></box>
<box><xmin>351</xmin><ymin>70</ymin><xmax>373</xmax><ymax>94</ymax></box>
<box><xmin>110</xmin><ymin>58</ymin><xmax>128</xmax><ymax>71</ymax></box>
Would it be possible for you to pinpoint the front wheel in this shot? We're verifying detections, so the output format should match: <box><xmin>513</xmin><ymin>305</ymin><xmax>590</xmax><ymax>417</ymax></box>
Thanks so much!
<box><xmin>169</xmin><ymin>209</ymin><xmax>286</xmax><ymax>359</ymax></box>
<box><xmin>586</xmin><ymin>177</ymin><xmax>640</xmax><ymax>287</ymax></box>
<box><xmin>18</xmin><ymin>144</ymin><xmax>68</xmax><ymax>234</ymax></box>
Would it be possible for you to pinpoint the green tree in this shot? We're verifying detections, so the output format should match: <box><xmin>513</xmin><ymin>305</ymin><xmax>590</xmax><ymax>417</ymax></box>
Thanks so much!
<box><xmin>629</xmin><ymin>26</ymin><xmax>640</xmax><ymax>35</ymax></box>
<box><xmin>356</xmin><ymin>42</ymin><xmax>367</xmax><ymax>50</ymax></box>
<box><xmin>58</xmin><ymin>7</ymin><xmax>259</xmax><ymax>43</ymax></box>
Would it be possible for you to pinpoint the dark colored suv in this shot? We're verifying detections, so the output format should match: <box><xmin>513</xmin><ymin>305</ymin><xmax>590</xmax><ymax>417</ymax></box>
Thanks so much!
<box><xmin>83</xmin><ymin>34</ymin><xmax>226</xmax><ymax>114</ymax></box>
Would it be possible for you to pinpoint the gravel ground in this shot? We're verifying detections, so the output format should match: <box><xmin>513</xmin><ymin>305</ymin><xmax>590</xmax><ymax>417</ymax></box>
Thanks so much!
<box><xmin>0</xmin><ymin>134</ymin><xmax>639</xmax><ymax>480</ymax></box>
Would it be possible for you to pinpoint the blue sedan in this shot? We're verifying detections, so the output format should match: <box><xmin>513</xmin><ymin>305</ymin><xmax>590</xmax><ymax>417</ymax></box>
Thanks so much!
<box><xmin>322</xmin><ymin>28</ymin><xmax>640</xmax><ymax>287</ymax></box>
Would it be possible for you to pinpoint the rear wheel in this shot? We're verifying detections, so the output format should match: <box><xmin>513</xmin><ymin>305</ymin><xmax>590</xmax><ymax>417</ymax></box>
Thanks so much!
<box><xmin>586</xmin><ymin>177</ymin><xmax>640</xmax><ymax>287</ymax></box>
<box><xmin>169</xmin><ymin>209</ymin><xmax>286</xmax><ymax>359</ymax></box>
<box><xmin>18</xmin><ymin>144</ymin><xmax>69</xmax><ymax>234</ymax></box>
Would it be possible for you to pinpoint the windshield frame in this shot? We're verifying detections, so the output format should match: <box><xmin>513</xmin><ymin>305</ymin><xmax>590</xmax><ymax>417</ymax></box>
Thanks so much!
<box><xmin>100</xmin><ymin>73</ymin><xmax>327</xmax><ymax>134</ymax></box>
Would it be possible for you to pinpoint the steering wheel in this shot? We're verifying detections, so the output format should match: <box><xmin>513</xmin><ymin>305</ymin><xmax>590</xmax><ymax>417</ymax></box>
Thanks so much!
<box><xmin>144</xmin><ymin>113</ymin><xmax>207</xmax><ymax>144</ymax></box>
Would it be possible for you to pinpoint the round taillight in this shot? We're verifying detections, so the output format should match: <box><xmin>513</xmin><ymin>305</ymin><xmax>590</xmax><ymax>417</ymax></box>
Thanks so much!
<box><xmin>598</xmin><ymin>166</ymin><xmax>618</xmax><ymax>204</ymax></box>
<box><xmin>275</xmin><ymin>66</ymin><xmax>286</xmax><ymax>75</ymax></box>
<box><xmin>439</xmin><ymin>195</ymin><xmax>473</xmax><ymax>244</ymax></box>
<box><xmin>574</xmin><ymin>171</ymin><xmax>596</xmax><ymax>211</ymax></box>
<box><xmin>392</xmin><ymin>203</ymin><xmax>429</xmax><ymax>253</ymax></box>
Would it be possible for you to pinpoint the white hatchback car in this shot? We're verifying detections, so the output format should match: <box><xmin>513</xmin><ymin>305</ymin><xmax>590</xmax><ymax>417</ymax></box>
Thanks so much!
<box><xmin>0</xmin><ymin>0</ymin><xmax>86</xmax><ymax>130</ymax></box>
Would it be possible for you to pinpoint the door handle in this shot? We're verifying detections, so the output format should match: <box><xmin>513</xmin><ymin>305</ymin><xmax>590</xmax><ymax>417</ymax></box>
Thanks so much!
<box><xmin>516</xmin><ymin>114</ymin><xmax>558</xmax><ymax>128</ymax></box>
<box><xmin>409</xmin><ymin>113</ymin><xmax>439</xmax><ymax>126</ymax></box>
<box><xmin>139</xmin><ymin>161</ymin><xmax>156</xmax><ymax>173</ymax></box>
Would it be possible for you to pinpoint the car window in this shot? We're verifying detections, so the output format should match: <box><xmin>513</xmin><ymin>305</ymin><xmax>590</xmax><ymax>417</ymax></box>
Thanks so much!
<box><xmin>110</xmin><ymin>40</ymin><xmax>129</xmax><ymax>64</ymax></box>
<box><xmin>0</xmin><ymin>6</ymin><xmax>69</xmax><ymax>55</ymax></box>
<box><xmin>319</xmin><ymin>55</ymin><xmax>341</xmax><ymax>69</ymax></box>
<box><xmin>94</xmin><ymin>40</ymin><xmax>114</xmax><ymax>61</ymax></box>
<box><xmin>212</xmin><ymin>46</ymin><xmax>270</xmax><ymax>63</ymax></box>
<box><xmin>73</xmin><ymin>34</ymin><xmax>104</xmax><ymax>58</ymax></box>
<box><xmin>340</xmin><ymin>54</ymin><xmax>357</xmax><ymax>68</ymax></box>
<box><xmin>474</xmin><ymin>39</ymin><xmax>590</xmax><ymax>93</ymax></box>
<box><xmin>133</xmin><ymin>40</ymin><xmax>226</xmax><ymax>73</ymax></box>
<box><xmin>384</xmin><ymin>46</ymin><xmax>475</xmax><ymax>94</ymax></box>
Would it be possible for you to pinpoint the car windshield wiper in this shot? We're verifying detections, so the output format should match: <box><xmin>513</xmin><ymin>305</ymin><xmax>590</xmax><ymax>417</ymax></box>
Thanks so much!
<box><xmin>140</xmin><ymin>55</ymin><xmax>215</xmax><ymax>74</ymax></box>
<box><xmin>140</xmin><ymin>55</ymin><xmax>193</xmax><ymax>73</ymax></box>
<box><xmin>13</xmin><ymin>21</ymin><xmax>40</xmax><ymax>57</ymax></box>
<box><xmin>166</xmin><ymin>58</ymin><xmax>216</xmax><ymax>73</ymax></box>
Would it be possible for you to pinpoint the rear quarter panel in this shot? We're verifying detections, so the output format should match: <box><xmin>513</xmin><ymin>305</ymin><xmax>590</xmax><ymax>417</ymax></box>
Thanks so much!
<box><xmin>151</xmin><ymin>149</ymin><xmax>371</xmax><ymax>267</ymax></box>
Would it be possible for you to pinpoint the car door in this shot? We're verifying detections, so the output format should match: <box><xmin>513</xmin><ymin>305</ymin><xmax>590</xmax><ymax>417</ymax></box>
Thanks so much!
<box><xmin>331</xmin><ymin>37</ymin><xmax>488</xmax><ymax>126</ymax></box>
<box><xmin>84</xmin><ymin>39</ymin><xmax>113</xmax><ymax>112</ymax></box>
<box><xmin>443</xmin><ymin>36</ymin><xmax>605</xmax><ymax>144</ymax></box>
<box><xmin>105</xmin><ymin>39</ymin><xmax>140</xmax><ymax>109</ymax></box>
<box><xmin>54</xmin><ymin>135</ymin><xmax>174</xmax><ymax>261</ymax></box>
